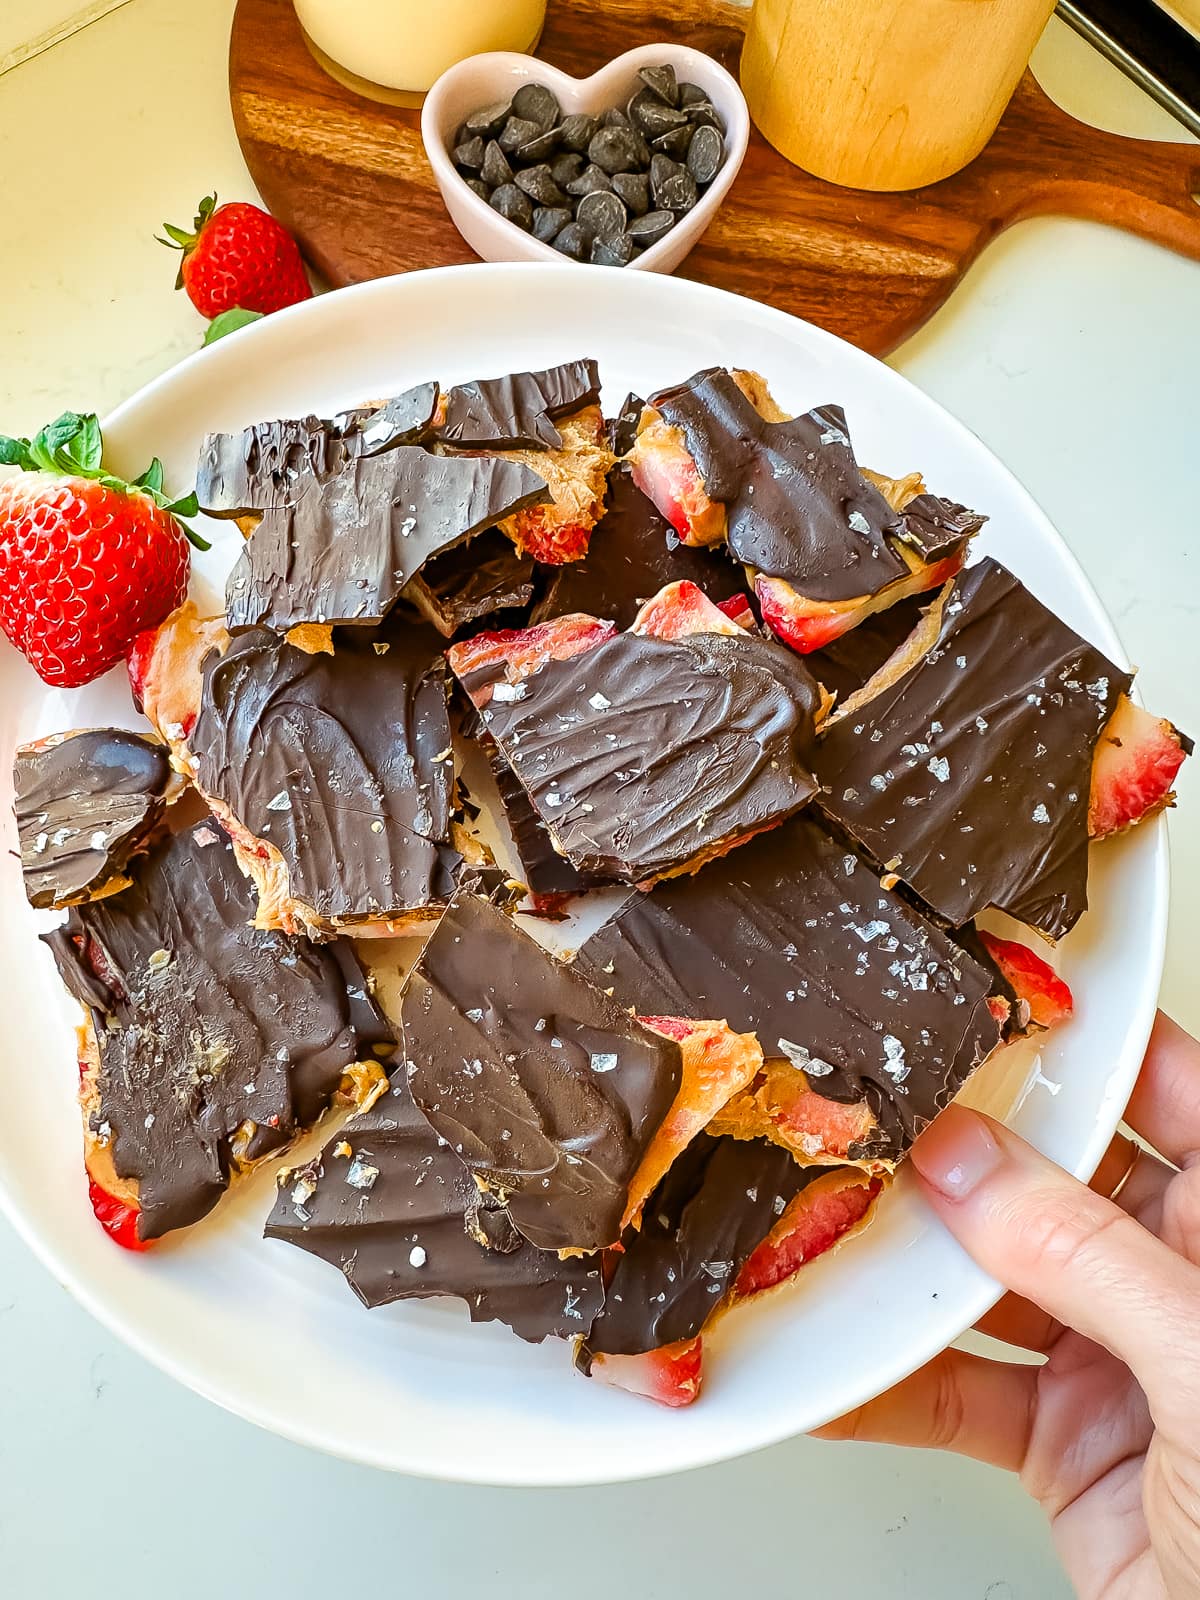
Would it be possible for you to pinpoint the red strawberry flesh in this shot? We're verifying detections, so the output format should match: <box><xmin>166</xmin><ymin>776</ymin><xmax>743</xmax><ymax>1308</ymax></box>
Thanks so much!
<box><xmin>734</xmin><ymin>1173</ymin><xmax>882</xmax><ymax>1299</ymax></box>
<box><xmin>1089</xmin><ymin>694</ymin><xmax>1190</xmax><ymax>839</ymax></box>
<box><xmin>87</xmin><ymin>1177</ymin><xmax>149</xmax><ymax>1251</ymax></box>
<box><xmin>629</xmin><ymin>580</ymin><xmax>744</xmax><ymax>642</ymax></box>
<box><xmin>756</xmin><ymin>552</ymin><xmax>962</xmax><ymax>656</ymax></box>
<box><xmin>446</xmin><ymin>614</ymin><xmax>615</xmax><ymax>709</ymax></box>
<box><xmin>977</xmin><ymin>931</ymin><xmax>1074</xmax><ymax>1030</ymax></box>
<box><xmin>587</xmin><ymin>1336</ymin><xmax>703</xmax><ymax>1407</ymax></box>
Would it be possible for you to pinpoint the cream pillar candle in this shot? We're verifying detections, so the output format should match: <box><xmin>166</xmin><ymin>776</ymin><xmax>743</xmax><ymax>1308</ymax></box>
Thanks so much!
<box><xmin>740</xmin><ymin>0</ymin><xmax>1057</xmax><ymax>191</ymax></box>
<box><xmin>294</xmin><ymin>0</ymin><xmax>548</xmax><ymax>98</ymax></box>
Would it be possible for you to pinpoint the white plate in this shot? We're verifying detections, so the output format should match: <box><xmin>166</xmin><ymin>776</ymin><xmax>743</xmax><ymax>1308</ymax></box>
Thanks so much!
<box><xmin>0</xmin><ymin>264</ymin><xmax>1167</xmax><ymax>1485</ymax></box>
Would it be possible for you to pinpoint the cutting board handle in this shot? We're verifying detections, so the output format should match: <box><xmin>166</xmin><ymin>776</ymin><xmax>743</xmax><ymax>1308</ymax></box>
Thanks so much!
<box><xmin>997</xmin><ymin>74</ymin><xmax>1200</xmax><ymax>261</ymax></box>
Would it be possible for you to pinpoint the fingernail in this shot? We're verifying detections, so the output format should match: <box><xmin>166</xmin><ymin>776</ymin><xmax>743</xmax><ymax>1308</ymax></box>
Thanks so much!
<box><xmin>911</xmin><ymin>1105</ymin><xmax>1003</xmax><ymax>1200</ymax></box>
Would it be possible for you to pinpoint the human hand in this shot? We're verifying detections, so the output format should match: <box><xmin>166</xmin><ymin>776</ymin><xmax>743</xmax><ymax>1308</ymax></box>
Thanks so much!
<box><xmin>816</xmin><ymin>1012</ymin><xmax>1200</xmax><ymax>1600</ymax></box>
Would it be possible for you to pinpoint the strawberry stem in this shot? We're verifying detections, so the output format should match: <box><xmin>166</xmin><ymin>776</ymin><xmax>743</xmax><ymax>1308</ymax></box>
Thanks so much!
<box><xmin>156</xmin><ymin>193</ymin><xmax>218</xmax><ymax>290</ymax></box>
<box><xmin>0</xmin><ymin>412</ymin><xmax>210</xmax><ymax>550</ymax></box>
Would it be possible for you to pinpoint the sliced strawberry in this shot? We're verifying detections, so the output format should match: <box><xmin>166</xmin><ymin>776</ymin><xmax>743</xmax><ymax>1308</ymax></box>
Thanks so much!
<box><xmin>756</xmin><ymin>551</ymin><xmax>962</xmax><ymax>656</ymax></box>
<box><xmin>624</xmin><ymin>1018</ymin><xmax>763</xmax><ymax>1229</ymax></box>
<box><xmin>446</xmin><ymin>614</ymin><xmax>616</xmax><ymax>709</ymax></box>
<box><xmin>977</xmin><ymin>932</ymin><xmax>1074</xmax><ymax>1030</ymax></box>
<box><xmin>508</xmin><ymin>506</ymin><xmax>594</xmax><ymax>565</ymax></box>
<box><xmin>1089</xmin><ymin>693</ymin><xmax>1191</xmax><ymax>839</ymax></box>
<box><xmin>734</xmin><ymin>1173</ymin><xmax>882</xmax><ymax>1300</ymax></box>
<box><xmin>627</xmin><ymin>413</ymin><xmax>726</xmax><ymax>547</ymax></box>
<box><xmin>629</xmin><ymin>580</ymin><xmax>744</xmax><ymax>642</ymax></box>
<box><xmin>586</xmin><ymin>1336</ymin><xmax>703</xmax><ymax>1407</ymax></box>
<box><xmin>88</xmin><ymin>1177</ymin><xmax>150</xmax><ymax>1251</ymax></box>
<box><xmin>716</xmin><ymin>594</ymin><xmax>755</xmax><ymax>630</ymax></box>
<box><xmin>711</xmin><ymin>1063</ymin><xmax>881</xmax><ymax>1166</ymax></box>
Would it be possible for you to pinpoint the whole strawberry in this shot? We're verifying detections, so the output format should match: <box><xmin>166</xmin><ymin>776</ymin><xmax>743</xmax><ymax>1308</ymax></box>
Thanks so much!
<box><xmin>0</xmin><ymin>413</ymin><xmax>205</xmax><ymax>688</ymax></box>
<box><xmin>159</xmin><ymin>194</ymin><xmax>312</xmax><ymax>319</ymax></box>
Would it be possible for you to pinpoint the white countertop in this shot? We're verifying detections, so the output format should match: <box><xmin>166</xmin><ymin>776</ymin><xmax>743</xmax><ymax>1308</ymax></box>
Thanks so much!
<box><xmin>0</xmin><ymin>5</ymin><xmax>1196</xmax><ymax>1596</ymax></box>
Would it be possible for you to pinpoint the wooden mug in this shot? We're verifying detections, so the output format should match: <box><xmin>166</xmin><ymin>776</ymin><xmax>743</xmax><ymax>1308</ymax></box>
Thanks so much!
<box><xmin>740</xmin><ymin>0</ymin><xmax>1059</xmax><ymax>190</ymax></box>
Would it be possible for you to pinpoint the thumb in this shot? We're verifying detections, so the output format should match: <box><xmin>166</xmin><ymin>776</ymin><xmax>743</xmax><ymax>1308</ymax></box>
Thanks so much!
<box><xmin>912</xmin><ymin>1105</ymin><xmax>1200</xmax><ymax>1414</ymax></box>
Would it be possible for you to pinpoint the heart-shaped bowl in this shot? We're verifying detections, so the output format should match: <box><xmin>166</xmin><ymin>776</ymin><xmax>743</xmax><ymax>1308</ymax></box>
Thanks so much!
<box><xmin>422</xmin><ymin>44</ymin><xmax>749</xmax><ymax>274</ymax></box>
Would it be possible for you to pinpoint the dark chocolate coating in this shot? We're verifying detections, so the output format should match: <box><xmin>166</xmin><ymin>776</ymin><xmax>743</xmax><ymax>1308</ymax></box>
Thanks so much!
<box><xmin>438</xmin><ymin>359</ymin><xmax>602</xmax><ymax>450</ymax></box>
<box><xmin>192</xmin><ymin>619</ymin><xmax>460</xmax><ymax>926</ymax></box>
<box><xmin>651</xmin><ymin>369</ymin><xmax>909</xmax><ymax>601</ymax></box>
<box><xmin>608</xmin><ymin>393</ymin><xmax>645</xmax><ymax>456</ymax></box>
<box><xmin>43</xmin><ymin>823</ymin><xmax>392</xmax><ymax>1240</ymax></box>
<box><xmin>813</xmin><ymin>557</ymin><xmax>1134</xmax><ymax>937</ymax></box>
<box><xmin>402</xmin><ymin>892</ymin><xmax>682</xmax><ymax>1253</ymax></box>
<box><xmin>407</xmin><ymin>527</ymin><xmax>535</xmax><ymax>637</ymax></box>
<box><xmin>575</xmin><ymin>813</ymin><xmax>1001</xmax><ymax>1161</ymax></box>
<box><xmin>583</xmin><ymin>1134</ymin><xmax>818</xmax><ymax>1357</ymax></box>
<box><xmin>14</xmin><ymin>730</ymin><xmax>173</xmax><ymax>909</ymax></box>
<box><xmin>224</xmin><ymin>448</ymin><xmax>549</xmax><ymax>634</ymax></box>
<box><xmin>532</xmin><ymin>468</ymin><xmax>749</xmax><ymax>631</ymax></box>
<box><xmin>895</xmin><ymin>494</ymin><xmax>986</xmax><ymax>563</ymax></box>
<box><xmin>807</xmin><ymin>593</ymin><xmax>927</xmax><ymax>704</ymax></box>
<box><xmin>464</xmin><ymin>629</ymin><xmax>822</xmax><ymax>882</ymax></box>
<box><xmin>195</xmin><ymin>383</ymin><xmax>440</xmax><ymax>518</ymax></box>
<box><xmin>490</xmin><ymin>749</ymin><xmax>610</xmax><ymax>899</ymax></box>
<box><xmin>264</xmin><ymin>1074</ymin><xmax>602</xmax><ymax>1342</ymax></box>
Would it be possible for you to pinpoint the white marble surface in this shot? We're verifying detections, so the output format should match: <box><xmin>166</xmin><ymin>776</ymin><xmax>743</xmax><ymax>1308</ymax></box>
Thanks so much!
<box><xmin>0</xmin><ymin>4</ymin><xmax>1196</xmax><ymax>1595</ymax></box>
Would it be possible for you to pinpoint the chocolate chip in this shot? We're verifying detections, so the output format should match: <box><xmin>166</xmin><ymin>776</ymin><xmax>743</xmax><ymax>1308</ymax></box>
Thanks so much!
<box><xmin>566</xmin><ymin>163</ymin><xmax>613</xmax><ymax>197</ymax></box>
<box><xmin>639</xmin><ymin>64</ymin><xmax>681</xmax><ymax>108</ymax></box>
<box><xmin>517</xmin><ymin>126</ymin><xmax>561</xmax><ymax>162</ymax></box>
<box><xmin>687</xmin><ymin>124</ymin><xmax>724</xmax><ymax>186</ymax></box>
<box><xmin>629</xmin><ymin>88</ymin><xmax>690</xmax><ymax>140</ymax></box>
<box><xmin>532</xmin><ymin>205</ymin><xmax>572</xmax><ymax>244</ymax></box>
<box><xmin>464</xmin><ymin>100</ymin><xmax>511</xmax><ymax>138</ymax></box>
<box><xmin>498</xmin><ymin>116</ymin><xmax>541</xmax><ymax>155</ymax></box>
<box><xmin>611</xmin><ymin>171</ymin><xmax>651</xmax><ymax>217</ymax></box>
<box><xmin>651</xmin><ymin>125</ymin><xmax>694</xmax><ymax>160</ymax></box>
<box><xmin>559</xmin><ymin>113</ymin><xmax>599</xmax><ymax>153</ymax></box>
<box><xmin>480</xmin><ymin>139</ymin><xmax>514</xmax><ymax>190</ymax></box>
<box><xmin>576</xmin><ymin>189</ymin><xmax>628</xmax><ymax>241</ymax></box>
<box><xmin>553</xmin><ymin>220</ymin><xmax>595</xmax><ymax>261</ymax></box>
<box><xmin>591</xmin><ymin>232</ymin><xmax>635</xmax><ymax>268</ymax></box>
<box><xmin>514</xmin><ymin>163</ymin><xmax>567</xmax><ymax>206</ymax></box>
<box><xmin>652</xmin><ymin>156</ymin><xmax>699</xmax><ymax>213</ymax></box>
<box><xmin>511</xmin><ymin>82</ymin><xmax>560</xmax><ymax>131</ymax></box>
<box><xmin>627</xmin><ymin>209</ymin><xmax>675</xmax><ymax>247</ymax></box>
<box><xmin>550</xmin><ymin>151</ymin><xmax>585</xmax><ymax>188</ymax></box>
<box><xmin>465</xmin><ymin>177</ymin><xmax>492</xmax><ymax>201</ymax></box>
<box><xmin>601</xmin><ymin>106</ymin><xmax>632</xmax><ymax>130</ymax></box>
<box><xmin>588</xmin><ymin>125</ymin><xmax>651</xmax><ymax>175</ymax></box>
<box><xmin>686</xmin><ymin>101</ymin><xmax>724</xmax><ymax>132</ymax></box>
<box><xmin>678</xmin><ymin>81</ymin><xmax>709</xmax><ymax>108</ymax></box>
<box><xmin>453</xmin><ymin>135</ymin><xmax>486</xmax><ymax>171</ymax></box>
<box><xmin>489</xmin><ymin>183</ymin><xmax>534</xmax><ymax>231</ymax></box>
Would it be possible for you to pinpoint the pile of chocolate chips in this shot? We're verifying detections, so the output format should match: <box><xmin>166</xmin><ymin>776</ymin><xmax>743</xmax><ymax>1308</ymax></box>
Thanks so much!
<box><xmin>451</xmin><ymin>63</ymin><xmax>727</xmax><ymax>266</ymax></box>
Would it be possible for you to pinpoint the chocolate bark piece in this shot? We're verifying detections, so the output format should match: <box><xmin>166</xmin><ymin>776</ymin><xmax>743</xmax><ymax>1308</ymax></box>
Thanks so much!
<box><xmin>224</xmin><ymin>447</ymin><xmax>550</xmax><ymax>634</ymax></box>
<box><xmin>813</xmin><ymin>557</ymin><xmax>1134</xmax><ymax>938</ymax></box>
<box><xmin>459</xmin><ymin>627</ymin><xmax>821</xmax><ymax>883</ymax></box>
<box><xmin>402</xmin><ymin>891</ymin><xmax>682</xmax><ymax>1253</ymax></box>
<box><xmin>195</xmin><ymin>382</ymin><xmax>441</xmax><ymax>518</ymax></box>
<box><xmin>806</xmin><ymin>592</ymin><xmax>926</xmax><ymax>704</ymax></box>
<box><xmin>532</xmin><ymin>468</ymin><xmax>749</xmax><ymax>631</ymax></box>
<box><xmin>575</xmin><ymin>812</ymin><xmax>1001</xmax><ymax>1162</ymax></box>
<box><xmin>582</xmin><ymin>1133</ymin><xmax>815</xmax><ymax>1358</ymax></box>
<box><xmin>490</xmin><ymin>748</ymin><xmax>609</xmax><ymax>900</ymax></box>
<box><xmin>651</xmin><ymin>368</ymin><xmax>910</xmax><ymax>601</ymax></box>
<box><xmin>191</xmin><ymin>618</ymin><xmax>460</xmax><ymax>929</ymax></box>
<box><xmin>608</xmin><ymin>392</ymin><xmax>645</xmax><ymax>456</ymax></box>
<box><xmin>265</xmin><ymin>1075</ymin><xmax>602</xmax><ymax>1342</ymax></box>
<box><xmin>43</xmin><ymin>822</ymin><xmax>392</xmax><ymax>1241</ymax></box>
<box><xmin>404</xmin><ymin>527</ymin><xmax>536</xmax><ymax>637</ymax></box>
<box><xmin>14</xmin><ymin>729</ymin><xmax>176</xmax><ymax>909</ymax></box>
<box><xmin>895</xmin><ymin>494</ymin><xmax>987</xmax><ymax>563</ymax></box>
<box><xmin>438</xmin><ymin>360</ymin><xmax>603</xmax><ymax>451</ymax></box>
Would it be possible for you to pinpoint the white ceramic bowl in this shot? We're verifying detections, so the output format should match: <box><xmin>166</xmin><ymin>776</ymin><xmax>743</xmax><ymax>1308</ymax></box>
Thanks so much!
<box><xmin>0</xmin><ymin>265</ymin><xmax>1167</xmax><ymax>1485</ymax></box>
<box><xmin>421</xmin><ymin>45</ymin><xmax>749</xmax><ymax>274</ymax></box>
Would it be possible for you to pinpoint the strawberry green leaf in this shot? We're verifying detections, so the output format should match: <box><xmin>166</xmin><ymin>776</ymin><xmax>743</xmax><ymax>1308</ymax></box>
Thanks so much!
<box><xmin>0</xmin><ymin>435</ymin><xmax>36</xmax><ymax>469</ymax></box>
<box><xmin>43</xmin><ymin>412</ymin><xmax>86</xmax><ymax>451</ymax></box>
<box><xmin>203</xmin><ymin>308</ymin><xmax>264</xmax><ymax>345</ymax></box>
<box><xmin>134</xmin><ymin>458</ymin><xmax>165</xmax><ymax>496</ymax></box>
<box><xmin>165</xmin><ymin>490</ymin><xmax>200</xmax><ymax>520</ymax></box>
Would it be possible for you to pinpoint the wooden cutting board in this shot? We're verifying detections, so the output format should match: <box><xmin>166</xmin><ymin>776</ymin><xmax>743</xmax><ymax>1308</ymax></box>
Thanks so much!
<box><xmin>230</xmin><ymin>0</ymin><xmax>1200</xmax><ymax>355</ymax></box>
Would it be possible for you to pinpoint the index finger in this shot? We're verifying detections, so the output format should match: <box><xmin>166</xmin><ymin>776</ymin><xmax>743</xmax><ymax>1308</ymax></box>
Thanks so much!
<box><xmin>1123</xmin><ymin>1012</ymin><xmax>1200</xmax><ymax>1169</ymax></box>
